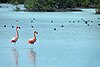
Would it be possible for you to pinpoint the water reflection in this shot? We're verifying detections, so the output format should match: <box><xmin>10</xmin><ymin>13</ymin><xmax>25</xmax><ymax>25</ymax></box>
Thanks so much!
<box><xmin>28</xmin><ymin>48</ymin><xmax>36</xmax><ymax>67</ymax></box>
<box><xmin>12</xmin><ymin>48</ymin><xmax>19</xmax><ymax>67</ymax></box>
<box><xmin>11</xmin><ymin>47</ymin><xmax>36</xmax><ymax>67</ymax></box>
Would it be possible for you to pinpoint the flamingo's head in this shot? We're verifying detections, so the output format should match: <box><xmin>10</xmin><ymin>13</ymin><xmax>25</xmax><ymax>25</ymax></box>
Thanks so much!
<box><xmin>34</xmin><ymin>31</ymin><xmax>38</xmax><ymax>34</ymax></box>
<box><xmin>16</xmin><ymin>26</ymin><xmax>20</xmax><ymax>29</ymax></box>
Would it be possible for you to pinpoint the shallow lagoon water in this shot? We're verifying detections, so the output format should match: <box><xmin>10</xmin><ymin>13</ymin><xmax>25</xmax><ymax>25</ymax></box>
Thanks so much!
<box><xmin>0</xmin><ymin>4</ymin><xmax>100</xmax><ymax>67</ymax></box>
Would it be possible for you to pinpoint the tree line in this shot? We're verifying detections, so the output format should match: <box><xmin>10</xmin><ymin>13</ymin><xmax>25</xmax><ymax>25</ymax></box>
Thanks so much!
<box><xmin>0</xmin><ymin>0</ymin><xmax>100</xmax><ymax>13</ymax></box>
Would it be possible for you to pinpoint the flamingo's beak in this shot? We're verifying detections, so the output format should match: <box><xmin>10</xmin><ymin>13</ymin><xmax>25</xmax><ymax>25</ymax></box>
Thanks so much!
<box><xmin>36</xmin><ymin>32</ymin><xmax>38</xmax><ymax>34</ymax></box>
<box><xmin>19</xmin><ymin>27</ymin><xmax>21</xmax><ymax>29</ymax></box>
<box><xmin>34</xmin><ymin>31</ymin><xmax>38</xmax><ymax>34</ymax></box>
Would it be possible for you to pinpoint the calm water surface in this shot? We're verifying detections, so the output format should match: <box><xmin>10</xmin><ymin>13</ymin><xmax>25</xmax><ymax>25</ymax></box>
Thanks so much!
<box><xmin>0</xmin><ymin>4</ymin><xmax>100</xmax><ymax>67</ymax></box>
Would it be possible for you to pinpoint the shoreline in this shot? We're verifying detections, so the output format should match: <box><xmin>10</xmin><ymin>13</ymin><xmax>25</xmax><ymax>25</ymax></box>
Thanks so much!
<box><xmin>0</xmin><ymin>3</ymin><xmax>99</xmax><ymax>14</ymax></box>
<box><xmin>0</xmin><ymin>3</ymin><xmax>82</xmax><ymax>12</ymax></box>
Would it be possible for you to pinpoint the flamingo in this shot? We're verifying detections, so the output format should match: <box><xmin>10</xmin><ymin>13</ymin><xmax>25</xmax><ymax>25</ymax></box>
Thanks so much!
<box><xmin>28</xmin><ymin>31</ymin><xmax>38</xmax><ymax>44</ymax></box>
<box><xmin>10</xmin><ymin>26</ymin><xmax>20</xmax><ymax>43</ymax></box>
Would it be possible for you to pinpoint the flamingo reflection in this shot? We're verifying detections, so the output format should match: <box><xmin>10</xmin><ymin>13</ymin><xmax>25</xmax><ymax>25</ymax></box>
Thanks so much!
<box><xmin>28</xmin><ymin>48</ymin><xmax>36</xmax><ymax>67</ymax></box>
<box><xmin>12</xmin><ymin>48</ymin><xmax>19</xmax><ymax>67</ymax></box>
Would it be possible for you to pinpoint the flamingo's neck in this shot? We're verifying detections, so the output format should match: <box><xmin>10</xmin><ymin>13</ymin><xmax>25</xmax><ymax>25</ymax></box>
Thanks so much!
<box><xmin>16</xmin><ymin>28</ymin><xmax>19</xmax><ymax>38</ymax></box>
<box><xmin>34</xmin><ymin>32</ymin><xmax>36</xmax><ymax>39</ymax></box>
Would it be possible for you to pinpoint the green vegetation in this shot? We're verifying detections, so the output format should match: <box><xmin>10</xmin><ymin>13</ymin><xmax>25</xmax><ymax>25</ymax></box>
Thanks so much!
<box><xmin>0</xmin><ymin>0</ymin><xmax>100</xmax><ymax>13</ymax></box>
<box><xmin>96</xmin><ymin>4</ymin><xmax>100</xmax><ymax>14</ymax></box>
<box><xmin>94</xmin><ymin>0</ymin><xmax>100</xmax><ymax>14</ymax></box>
<box><xmin>24</xmin><ymin>0</ymin><xmax>36</xmax><ymax>11</ymax></box>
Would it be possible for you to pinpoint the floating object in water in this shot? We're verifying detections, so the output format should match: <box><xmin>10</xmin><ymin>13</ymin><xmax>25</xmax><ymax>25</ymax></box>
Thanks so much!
<box><xmin>81</xmin><ymin>18</ymin><xmax>86</xmax><ymax>22</ymax></box>
<box><xmin>78</xmin><ymin>20</ymin><xmax>79</xmax><ymax>22</ymax></box>
<box><xmin>87</xmin><ymin>24</ymin><xmax>89</xmax><ymax>26</ymax></box>
<box><xmin>33</xmin><ymin>18</ymin><xmax>35</xmax><ymax>20</ymax></box>
<box><xmin>73</xmin><ymin>21</ymin><xmax>75</xmax><ymax>23</ymax></box>
<box><xmin>81</xmin><ymin>18</ymin><xmax>83</xmax><ymax>20</ymax></box>
<box><xmin>85</xmin><ymin>21</ymin><xmax>88</xmax><ymax>24</ymax></box>
<box><xmin>98</xmin><ymin>24</ymin><xmax>100</xmax><ymax>26</ymax></box>
<box><xmin>69</xmin><ymin>21</ymin><xmax>71</xmax><ymax>23</ymax></box>
<box><xmin>31</xmin><ymin>20</ymin><xmax>33</xmax><ymax>22</ymax></box>
<box><xmin>28</xmin><ymin>31</ymin><xmax>38</xmax><ymax>44</ymax></box>
<box><xmin>54</xmin><ymin>28</ymin><xmax>56</xmax><ymax>30</ymax></box>
<box><xmin>10</xmin><ymin>26</ymin><xmax>20</xmax><ymax>43</ymax></box>
<box><xmin>51</xmin><ymin>21</ymin><xmax>53</xmax><ymax>23</ymax></box>
<box><xmin>61</xmin><ymin>25</ymin><xmax>64</xmax><ymax>27</ymax></box>
<box><xmin>4</xmin><ymin>25</ymin><xmax>6</xmax><ymax>27</ymax></box>
<box><xmin>91</xmin><ymin>21</ymin><xmax>93</xmax><ymax>23</ymax></box>
<box><xmin>97</xmin><ymin>18</ymin><xmax>100</xmax><ymax>19</ymax></box>
<box><xmin>12</xmin><ymin>26</ymin><xmax>14</xmax><ymax>28</ymax></box>
<box><xmin>31</xmin><ymin>26</ymin><xmax>33</xmax><ymax>28</ymax></box>
<box><xmin>16</xmin><ymin>20</ymin><xmax>18</xmax><ymax>22</ymax></box>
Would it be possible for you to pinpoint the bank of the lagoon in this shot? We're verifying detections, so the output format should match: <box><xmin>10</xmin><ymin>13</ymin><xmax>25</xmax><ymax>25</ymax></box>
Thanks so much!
<box><xmin>0</xmin><ymin>4</ymin><xmax>100</xmax><ymax>67</ymax></box>
<box><xmin>0</xmin><ymin>4</ymin><xmax>83</xmax><ymax>12</ymax></box>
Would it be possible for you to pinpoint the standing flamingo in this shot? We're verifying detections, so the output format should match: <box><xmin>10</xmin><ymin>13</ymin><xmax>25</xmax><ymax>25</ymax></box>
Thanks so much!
<box><xmin>28</xmin><ymin>31</ymin><xmax>38</xmax><ymax>44</ymax></box>
<box><xmin>10</xmin><ymin>26</ymin><xmax>20</xmax><ymax>43</ymax></box>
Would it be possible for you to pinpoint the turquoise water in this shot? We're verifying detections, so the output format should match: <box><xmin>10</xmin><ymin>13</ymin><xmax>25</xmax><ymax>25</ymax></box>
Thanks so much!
<box><xmin>0</xmin><ymin>4</ymin><xmax>100</xmax><ymax>67</ymax></box>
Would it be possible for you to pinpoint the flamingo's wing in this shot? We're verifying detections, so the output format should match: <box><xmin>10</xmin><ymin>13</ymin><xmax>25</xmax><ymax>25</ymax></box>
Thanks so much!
<box><xmin>28</xmin><ymin>38</ymin><xmax>35</xmax><ymax>44</ymax></box>
<box><xmin>29</xmin><ymin>38</ymin><xmax>36</xmax><ymax>42</ymax></box>
<box><xmin>10</xmin><ymin>37</ymin><xmax>17</xmax><ymax>43</ymax></box>
<box><xmin>29</xmin><ymin>38</ymin><xmax>33</xmax><ymax>41</ymax></box>
<box><xmin>11</xmin><ymin>37</ymin><xmax>16</xmax><ymax>41</ymax></box>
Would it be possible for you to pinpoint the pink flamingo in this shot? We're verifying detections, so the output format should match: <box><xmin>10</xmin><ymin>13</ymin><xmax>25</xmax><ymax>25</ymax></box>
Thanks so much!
<box><xmin>10</xmin><ymin>26</ymin><xmax>20</xmax><ymax>43</ymax></box>
<box><xmin>28</xmin><ymin>31</ymin><xmax>38</xmax><ymax>44</ymax></box>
